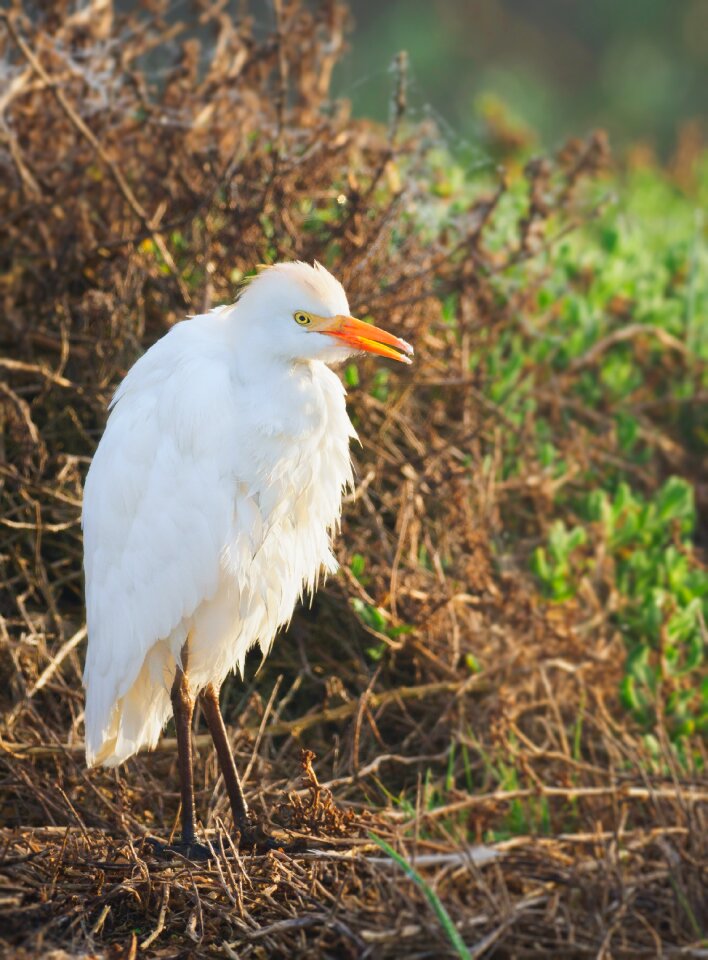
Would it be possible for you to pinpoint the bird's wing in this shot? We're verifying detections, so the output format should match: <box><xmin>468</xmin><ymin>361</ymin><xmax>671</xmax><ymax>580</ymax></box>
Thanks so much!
<box><xmin>82</xmin><ymin>322</ymin><xmax>241</xmax><ymax>761</ymax></box>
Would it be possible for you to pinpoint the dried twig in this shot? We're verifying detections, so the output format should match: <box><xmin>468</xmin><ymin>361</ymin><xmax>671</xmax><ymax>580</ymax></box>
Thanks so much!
<box><xmin>0</xmin><ymin>11</ymin><xmax>190</xmax><ymax>303</ymax></box>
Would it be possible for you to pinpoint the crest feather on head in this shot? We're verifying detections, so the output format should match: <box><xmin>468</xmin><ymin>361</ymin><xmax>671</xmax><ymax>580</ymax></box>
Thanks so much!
<box><xmin>235</xmin><ymin>261</ymin><xmax>346</xmax><ymax>309</ymax></box>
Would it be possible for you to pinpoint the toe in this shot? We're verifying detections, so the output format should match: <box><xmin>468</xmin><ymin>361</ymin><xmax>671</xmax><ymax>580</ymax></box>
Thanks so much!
<box><xmin>147</xmin><ymin>837</ymin><xmax>212</xmax><ymax>862</ymax></box>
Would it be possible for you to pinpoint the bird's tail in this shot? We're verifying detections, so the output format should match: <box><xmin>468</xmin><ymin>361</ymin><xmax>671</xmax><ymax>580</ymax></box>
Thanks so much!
<box><xmin>84</xmin><ymin>646</ymin><xmax>173</xmax><ymax>767</ymax></box>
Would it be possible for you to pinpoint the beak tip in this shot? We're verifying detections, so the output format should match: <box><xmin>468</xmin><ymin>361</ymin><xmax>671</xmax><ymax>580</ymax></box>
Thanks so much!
<box><xmin>398</xmin><ymin>338</ymin><xmax>414</xmax><ymax>363</ymax></box>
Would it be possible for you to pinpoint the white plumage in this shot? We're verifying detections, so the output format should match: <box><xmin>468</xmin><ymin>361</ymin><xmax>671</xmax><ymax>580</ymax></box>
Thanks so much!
<box><xmin>82</xmin><ymin>261</ymin><xmax>412</xmax><ymax>778</ymax></box>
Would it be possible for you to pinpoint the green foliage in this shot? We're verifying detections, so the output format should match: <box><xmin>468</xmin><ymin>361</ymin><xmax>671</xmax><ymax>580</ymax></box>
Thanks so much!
<box><xmin>473</xmin><ymin>163</ymin><xmax>707</xmax><ymax>448</ymax></box>
<box><xmin>370</xmin><ymin>834</ymin><xmax>472</xmax><ymax>960</ymax></box>
<box><xmin>405</xmin><ymin>144</ymin><xmax>707</xmax><ymax>754</ymax></box>
<box><xmin>450</xmin><ymin>155</ymin><xmax>708</xmax><ymax>749</ymax></box>
<box><xmin>532</xmin><ymin>476</ymin><xmax>707</xmax><ymax>741</ymax></box>
<box><xmin>350</xmin><ymin>598</ymin><xmax>412</xmax><ymax>661</ymax></box>
<box><xmin>418</xmin><ymin>149</ymin><xmax>708</xmax><ymax>749</ymax></box>
<box><xmin>531</xmin><ymin>522</ymin><xmax>588</xmax><ymax>602</ymax></box>
<box><xmin>588</xmin><ymin>480</ymin><xmax>707</xmax><ymax>739</ymax></box>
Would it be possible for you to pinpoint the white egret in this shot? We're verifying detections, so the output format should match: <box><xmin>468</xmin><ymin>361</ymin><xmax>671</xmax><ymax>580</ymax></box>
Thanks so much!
<box><xmin>82</xmin><ymin>261</ymin><xmax>413</xmax><ymax>856</ymax></box>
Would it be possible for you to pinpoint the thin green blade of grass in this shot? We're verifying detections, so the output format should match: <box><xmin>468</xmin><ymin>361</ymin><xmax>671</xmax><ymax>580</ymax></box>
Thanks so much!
<box><xmin>369</xmin><ymin>832</ymin><xmax>472</xmax><ymax>960</ymax></box>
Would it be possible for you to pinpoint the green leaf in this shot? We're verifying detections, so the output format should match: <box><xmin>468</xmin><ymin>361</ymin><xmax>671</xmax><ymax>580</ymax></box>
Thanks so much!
<box><xmin>350</xmin><ymin>553</ymin><xmax>366</xmax><ymax>579</ymax></box>
<box><xmin>369</xmin><ymin>834</ymin><xmax>472</xmax><ymax>960</ymax></box>
<box><xmin>344</xmin><ymin>364</ymin><xmax>359</xmax><ymax>387</ymax></box>
<box><xmin>656</xmin><ymin>477</ymin><xmax>695</xmax><ymax>528</ymax></box>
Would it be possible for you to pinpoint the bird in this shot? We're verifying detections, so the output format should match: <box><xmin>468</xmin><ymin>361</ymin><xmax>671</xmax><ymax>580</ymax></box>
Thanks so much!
<box><xmin>82</xmin><ymin>260</ymin><xmax>413</xmax><ymax>857</ymax></box>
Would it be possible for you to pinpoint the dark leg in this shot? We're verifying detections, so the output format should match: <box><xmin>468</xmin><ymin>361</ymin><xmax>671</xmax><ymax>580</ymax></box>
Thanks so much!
<box><xmin>199</xmin><ymin>683</ymin><xmax>249</xmax><ymax>831</ymax></box>
<box><xmin>165</xmin><ymin>641</ymin><xmax>211</xmax><ymax>860</ymax></box>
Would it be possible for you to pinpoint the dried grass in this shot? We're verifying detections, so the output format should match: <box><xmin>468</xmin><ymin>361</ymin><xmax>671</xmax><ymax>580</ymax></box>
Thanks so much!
<box><xmin>0</xmin><ymin>2</ymin><xmax>706</xmax><ymax>957</ymax></box>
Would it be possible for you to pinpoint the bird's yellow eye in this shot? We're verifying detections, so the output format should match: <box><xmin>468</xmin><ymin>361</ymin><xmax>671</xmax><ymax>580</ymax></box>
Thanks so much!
<box><xmin>294</xmin><ymin>311</ymin><xmax>312</xmax><ymax>326</ymax></box>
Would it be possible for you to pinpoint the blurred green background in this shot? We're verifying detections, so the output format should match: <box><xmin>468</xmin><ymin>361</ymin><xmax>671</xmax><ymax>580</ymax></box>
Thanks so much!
<box><xmin>334</xmin><ymin>0</ymin><xmax>707</xmax><ymax>155</ymax></box>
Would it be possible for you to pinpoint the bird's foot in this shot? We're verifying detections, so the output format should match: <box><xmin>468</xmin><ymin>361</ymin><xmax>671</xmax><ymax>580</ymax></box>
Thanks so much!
<box><xmin>144</xmin><ymin>825</ymin><xmax>293</xmax><ymax>859</ymax></box>
<box><xmin>235</xmin><ymin>819</ymin><xmax>284</xmax><ymax>853</ymax></box>
<box><xmin>145</xmin><ymin>836</ymin><xmax>213</xmax><ymax>862</ymax></box>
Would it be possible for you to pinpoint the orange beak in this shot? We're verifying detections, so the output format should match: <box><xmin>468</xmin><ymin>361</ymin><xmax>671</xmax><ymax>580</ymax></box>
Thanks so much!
<box><xmin>315</xmin><ymin>314</ymin><xmax>414</xmax><ymax>364</ymax></box>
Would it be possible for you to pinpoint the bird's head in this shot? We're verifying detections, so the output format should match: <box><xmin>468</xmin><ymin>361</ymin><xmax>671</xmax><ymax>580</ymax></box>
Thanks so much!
<box><xmin>233</xmin><ymin>261</ymin><xmax>413</xmax><ymax>367</ymax></box>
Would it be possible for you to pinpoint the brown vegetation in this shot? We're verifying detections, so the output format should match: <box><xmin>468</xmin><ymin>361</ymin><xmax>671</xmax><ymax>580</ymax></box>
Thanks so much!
<box><xmin>0</xmin><ymin>2</ymin><xmax>705</xmax><ymax>957</ymax></box>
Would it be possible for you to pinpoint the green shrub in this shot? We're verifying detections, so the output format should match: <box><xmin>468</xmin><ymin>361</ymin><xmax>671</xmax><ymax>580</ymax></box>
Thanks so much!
<box><xmin>532</xmin><ymin>477</ymin><xmax>707</xmax><ymax>742</ymax></box>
